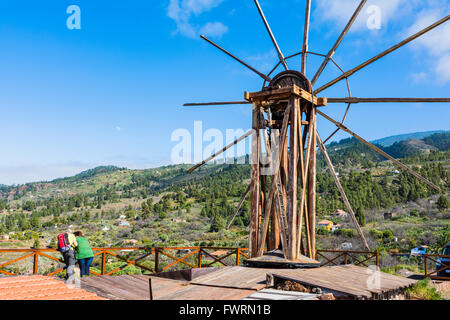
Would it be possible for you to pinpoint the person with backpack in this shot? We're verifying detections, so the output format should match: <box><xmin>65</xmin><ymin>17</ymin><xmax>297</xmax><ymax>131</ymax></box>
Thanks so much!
<box><xmin>73</xmin><ymin>231</ymin><xmax>94</xmax><ymax>277</ymax></box>
<box><xmin>57</xmin><ymin>232</ymin><xmax>78</xmax><ymax>284</ymax></box>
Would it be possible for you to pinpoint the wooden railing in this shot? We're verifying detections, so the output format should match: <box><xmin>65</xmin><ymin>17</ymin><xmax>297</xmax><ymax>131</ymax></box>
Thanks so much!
<box><xmin>424</xmin><ymin>254</ymin><xmax>450</xmax><ymax>280</ymax></box>
<box><xmin>0</xmin><ymin>247</ymin><xmax>249</xmax><ymax>277</ymax></box>
<box><xmin>316</xmin><ymin>249</ymin><xmax>380</xmax><ymax>268</ymax></box>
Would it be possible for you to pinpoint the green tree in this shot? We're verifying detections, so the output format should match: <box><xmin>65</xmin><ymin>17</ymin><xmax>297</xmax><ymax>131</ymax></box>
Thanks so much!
<box><xmin>355</xmin><ymin>207</ymin><xmax>366</xmax><ymax>227</ymax></box>
<box><xmin>437</xmin><ymin>195</ymin><xmax>449</xmax><ymax>211</ymax></box>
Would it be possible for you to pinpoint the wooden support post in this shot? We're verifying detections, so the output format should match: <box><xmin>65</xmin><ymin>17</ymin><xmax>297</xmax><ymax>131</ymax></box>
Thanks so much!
<box><xmin>198</xmin><ymin>248</ymin><xmax>202</xmax><ymax>268</ymax></box>
<box><xmin>249</xmin><ymin>102</ymin><xmax>261</xmax><ymax>258</ymax></box>
<box><xmin>33</xmin><ymin>252</ymin><xmax>39</xmax><ymax>275</ymax></box>
<box><xmin>307</xmin><ymin>106</ymin><xmax>317</xmax><ymax>256</ymax></box>
<box><xmin>154</xmin><ymin>248</ymin><xmax>160</xmax><ymax>273</ymax></box>
<box><xmin>101</xmin><ymin>252</ymin><xmax>106</xmax><ymax>275</ymax></box>
<box><xmin>236</xmin><ymin>249</ymin><xmax>240</xmax><ymax>266</ymax></box>
<box><xmin>149</xmin><ymin>278</ymin><xmax>153</xmax><ymax>300</ymax></box>
<box><xmin>287</xmin><ymin>96</ymin><xmax>298</xmax><ymax>260</ymax></box>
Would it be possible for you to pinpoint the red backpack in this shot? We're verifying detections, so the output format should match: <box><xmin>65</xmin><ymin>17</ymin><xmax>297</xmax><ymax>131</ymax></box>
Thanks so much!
<box><xmin>57</xmin><ymin>233</ymin><xmax>70</xmax><ymax>253</ymax></box>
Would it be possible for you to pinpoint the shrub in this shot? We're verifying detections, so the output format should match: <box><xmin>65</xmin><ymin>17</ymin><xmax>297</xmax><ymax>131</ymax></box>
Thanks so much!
<box><xmin>406</xmin><ymin>278</ymin><xmax>442</xmax><ymax>300</ymax></box>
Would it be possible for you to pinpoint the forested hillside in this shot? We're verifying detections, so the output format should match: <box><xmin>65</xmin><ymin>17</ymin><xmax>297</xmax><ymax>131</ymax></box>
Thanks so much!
<box><xmin>0</xmin><ymin>132</ymin><xmax>448</xmax><ymax>257</ymax></box>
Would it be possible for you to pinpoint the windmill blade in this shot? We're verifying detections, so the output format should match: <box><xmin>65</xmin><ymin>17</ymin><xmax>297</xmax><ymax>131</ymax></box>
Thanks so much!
<box><xmin>187</xmin><ymin>129</ymin><xmax>253</xmax><ymax>174</ymax></box>
<box><xmin>314</xmin><ymin>15</ymin><xmax>450</xmax><ymax>94</ymax></box>
<box><xmin>327</xmin><ymin>97</ymin><xmax>450</xmax><ymax>104</ymax></box>
<box><xmin>253</xmin><ymin>0</ymin><xmax>289</xmax><ymax>70</ymax></box>
<box><xmin>311</xmin><ymin>0</ymin><xmax>367</xmax><ymax>85</ymax></box>
<box><xmin>184</xmin><ymin>101</ymin><xmax>251</xmax><ymax>107</ymax></box>
<box><xmin>226</xmin><ymin>185</ymin><xmax>251</xmax><ymax>229</ymax></box>
<box><xmin>316</xmin><ymin>131</ymin><xmax>370</xmax><ymax>251</ymax></box>
<box><xmin>200</xmin><ymin>35</ymin><xmax>271</xmax><ymax>82</ymax></box>
<box><xmin>301</xmin><ymin>0</ymin><xmax>312</xmax><ymax>74</ymax></box>
<box><xmin>317</xmin><ymin>110</ymin><xmax>441</xmax><ymax>192</ymax></box>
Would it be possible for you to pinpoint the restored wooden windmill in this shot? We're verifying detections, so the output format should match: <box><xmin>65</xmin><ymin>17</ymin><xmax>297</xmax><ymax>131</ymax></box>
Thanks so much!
<box><xmin>185</xmin><ymin>0</ymin><xmax>449</xmax><ymax>264</ymax></box>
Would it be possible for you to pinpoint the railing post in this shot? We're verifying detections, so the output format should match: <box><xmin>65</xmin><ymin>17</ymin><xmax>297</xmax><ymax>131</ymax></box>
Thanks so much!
<box><xmin>344</xmin><ymin>252</ymin><xmax>348</xmax><ymax>265</ymax></box>
<box><xmin>424</xmin><ymin>255</ymin><xmax>428</xmax><ymax>277</ymax></box>
<box><xmin>198</xmin><ymin>247</ymin><xmax>202</xmax><ymax>268</ymax></box>
<box><xmin>235</xmin><ymin>249</ymin><xmax>240</xmax><ymax>266</ymax></box>
<box><xmin>154</xmin><ymin>248</ymin><xmax>159</xmax><ymax>273</ymax></box>
<box><xmin>33</xmin><ymin>251</ymin><xmax>39</xmax><ymax>275</ymax></box>
<box><xmin>101</xmin><ymin>252</ymin><xmax>106</xmax><ymax>275</ymax></box>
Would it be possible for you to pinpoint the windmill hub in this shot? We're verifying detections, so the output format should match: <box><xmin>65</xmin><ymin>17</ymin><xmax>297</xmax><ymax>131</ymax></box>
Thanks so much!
<box><xmin>268</xmin><ymin>70</ymin><xmax>312</xmax><ymax>92</ymax></box>
<box><xmin>267</xmin><ymin>70</ymin><xmax>313</xmax><ymax>128</ymax></box>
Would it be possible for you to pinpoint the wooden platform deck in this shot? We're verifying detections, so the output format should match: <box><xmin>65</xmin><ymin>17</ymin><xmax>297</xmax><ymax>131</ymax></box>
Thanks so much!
<box><xmin>81</xmin><ymin>265</ymin><xmax>416</xmax><ymax>300</ymax></box>
<box><xmin>244</xmin><ymin>250</ymin><xmax>320</xmax><ymax>268</ymax></box>
<box><xmin>81</xmin><ymin>275</ymin><xmax>254</xmax><ymax>300</ymax></box>
<box><xmin>268</xmin><ymin>265</ymin><xmax>417</xmax><ymax>299</ymax></box>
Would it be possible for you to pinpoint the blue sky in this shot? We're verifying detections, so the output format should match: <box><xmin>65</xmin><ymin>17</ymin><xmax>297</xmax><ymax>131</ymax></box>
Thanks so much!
<box><xmin>0</xmin><ymin>0</ymin><xmax>449</xmax><ymax>184</ymax></box>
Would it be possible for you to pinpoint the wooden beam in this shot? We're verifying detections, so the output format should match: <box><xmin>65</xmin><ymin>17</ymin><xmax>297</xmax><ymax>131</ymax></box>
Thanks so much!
<box><xmin>326</xmin><ymin>97</ymin><xmax>450</xmax><ymax>104</ymax></box>
<box><xmin>253</xmin><ymin>0</ymin><xmax>289</xmax><ymax>70</ymax></box>
<box><xmin>317</xmin><ymin>110</ymin><xmax>441</xmax><ymax>192</ymax></box>
<box><xmin>184</xmin><ymin>101</ymin><xmax>251</xmax><ymax>107</ymax></box>
<box><xmin>200</xmin><ymin>35</ymin><xmax>271</xmax><ymax>82</ymax></box>
<box><xmin>307</xmin><ymin>107</ymin><xmax>317</xmax><ymax>257</ymax></box>
<box><xmin>257</xmin><ymin>105</ymin><xmax>291</xmax><ymax>257</ymax></box>
<box><xmin>301</xmin><ymin>0</ymin><xmax>311</xmax><ymax>74</ymax></box>
<box><xmin>187</xmin><ymin>130</ymin><xmax>253</xmax><ymax>174</ymax></box>
<box><xmin>226</xmin><ymin>185</ymin><xmax>251</xmax><ymax>229</ymax></box>
<box><xmin>311</xmin><ymin>0</ymin><xmax>368</xmax><ymax>85</ymax></box>
<box><xmin>316</xmin><ymin>131</ymin><xmax>370</xmax><ymax>251</ymax></box>
<box><xmin>314</xmin><ymin>15</ymin><xmax>450</xmax><ymax>94</ymax></box>
<box><xmin>287</xmin><ymin>96</ymin><xmax>299</xmax><ymax>260</ymax></box>
<box><xmin>249</xmin><ymin>103</ymin><xmax>261</xmax><ymax>258</ymax></box>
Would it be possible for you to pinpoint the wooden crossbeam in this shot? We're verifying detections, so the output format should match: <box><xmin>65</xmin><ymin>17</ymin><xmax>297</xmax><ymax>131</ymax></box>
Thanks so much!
<box><xmin>245</xmin><ymin>85</ymin><xmax>327</xmax><ymax>106</ymax></box>
<box><xmin>327</xmin><ymin>97</ymin><xmax>450</xmax><ymax>103</ymax></box>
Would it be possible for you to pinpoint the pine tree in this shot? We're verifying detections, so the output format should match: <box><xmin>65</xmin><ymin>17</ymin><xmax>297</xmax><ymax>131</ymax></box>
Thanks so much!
<box><xmin>437</xmin><ymin>195</ymin><xmax>449</xmax><ymax>211</ymax></box>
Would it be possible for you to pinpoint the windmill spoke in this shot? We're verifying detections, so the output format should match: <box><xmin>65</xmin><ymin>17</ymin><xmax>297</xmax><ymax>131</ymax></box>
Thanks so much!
<box><xmin>316</xmin><ymin>131</ymin><xmax>370</xmax><ymax>251</ymax></box>
<box><xmin>327</xmin><ymin>97</ymin><xmax>450</xmax><ymax>103</ymax></box>
<box><xmin>311</xmin><ymin>0</ymin><xmax>367</xmax><ymax>85</ymax></box>
<box><xmin>301</xmin><ymin>0</ymin><xmax>312</xmax><ymax>74</ymax></box>
<box><xmin>184</xmin><ymin>101</ymin><xmax>251</xmax><ymax>107</ymax></box>
<box><xmin>227</xmin><ymin>185</ymin><xmax>251</xmax><ymax>229</ymax></box>
<box><xmin>200</xmin><ymin>35</ymin><xmax>271</xmax><ymax>82</ymax></box>
<box><xmin>314</xmin><ymin>15</ymin><xmax>450</xmax><ymax>94</ymax></box>
<box><xmin>323</xmin><ymin>103</ymin><xmax>352</xmax><ymax>144</ymax></box>
<box><xmin>187</xmin><ymin>129</ymin><xmax>253</xmax><ymax>174</ymax></box>
<box><xmin>317</xmin><ymin>110</ymin><xmax>441</xmax><ymax>192</ymax></box>
<box><xmin>253</xmin><ymin>0</ymin><xmax>289</xmax><ymax>70</ymax></box>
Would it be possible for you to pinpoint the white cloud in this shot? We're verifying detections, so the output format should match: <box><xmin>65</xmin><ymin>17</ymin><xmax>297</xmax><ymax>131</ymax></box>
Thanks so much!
<box><xmin>314</xmin><ymin>0</ymin><xmax>404</xmax><ymax>32</ymax></box>
<box><xmin>167</xmin><ymin>0</ymin><xmax>228</xmax><ymax>38</ymax></box>
<box><xmin>406</xmin><ymin>7</ymin><xmax>450</xmax><ymax>84</ymax></box>
<box><xmin>115</xmin><ymin>126</ymin><xmax>121</xmax><ymax>131</ymax></box>
<box><xmin>199</xmin><ymin>22</ymin><xmax>228</xmax><ymax>38</ymax></box>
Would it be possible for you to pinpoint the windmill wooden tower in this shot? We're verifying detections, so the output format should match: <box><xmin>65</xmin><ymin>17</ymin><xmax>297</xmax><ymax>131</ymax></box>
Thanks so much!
<box><xmin>185</xmin><ymin>0</ymin><xmax>449</xmax><ymax>263</ymax></box>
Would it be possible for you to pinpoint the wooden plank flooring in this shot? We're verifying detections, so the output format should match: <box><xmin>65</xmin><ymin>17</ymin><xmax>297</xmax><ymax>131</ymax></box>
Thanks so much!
<box><xmin>81</xmin><ymin>265</ymin><xmax>416</xmax><ymax>300</ymax></box>
<box><xmin>270</xmin><ymin>265</ymin><xmax>416</xmax><ymax>299</ymax></box>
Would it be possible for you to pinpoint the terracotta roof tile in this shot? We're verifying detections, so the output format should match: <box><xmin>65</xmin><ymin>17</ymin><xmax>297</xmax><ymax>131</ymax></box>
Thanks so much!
<box><xmin>0</xmin><ymin>276</ymin><xmax>105</xmax><ymax>300</ymax></box>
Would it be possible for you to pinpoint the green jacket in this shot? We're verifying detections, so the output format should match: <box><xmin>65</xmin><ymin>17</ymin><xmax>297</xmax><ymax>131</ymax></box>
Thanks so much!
<box><xmin>75</xmin><ymin>236</ymin><xmax>94</xmax><ymax>260</ymax></box>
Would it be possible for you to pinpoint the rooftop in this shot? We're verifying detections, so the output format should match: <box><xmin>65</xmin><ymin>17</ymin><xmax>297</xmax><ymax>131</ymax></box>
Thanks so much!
<box><xmin>0</xmin><ymin>275</ymin><xmax>105</xmax><ymax>300</ymax></box>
